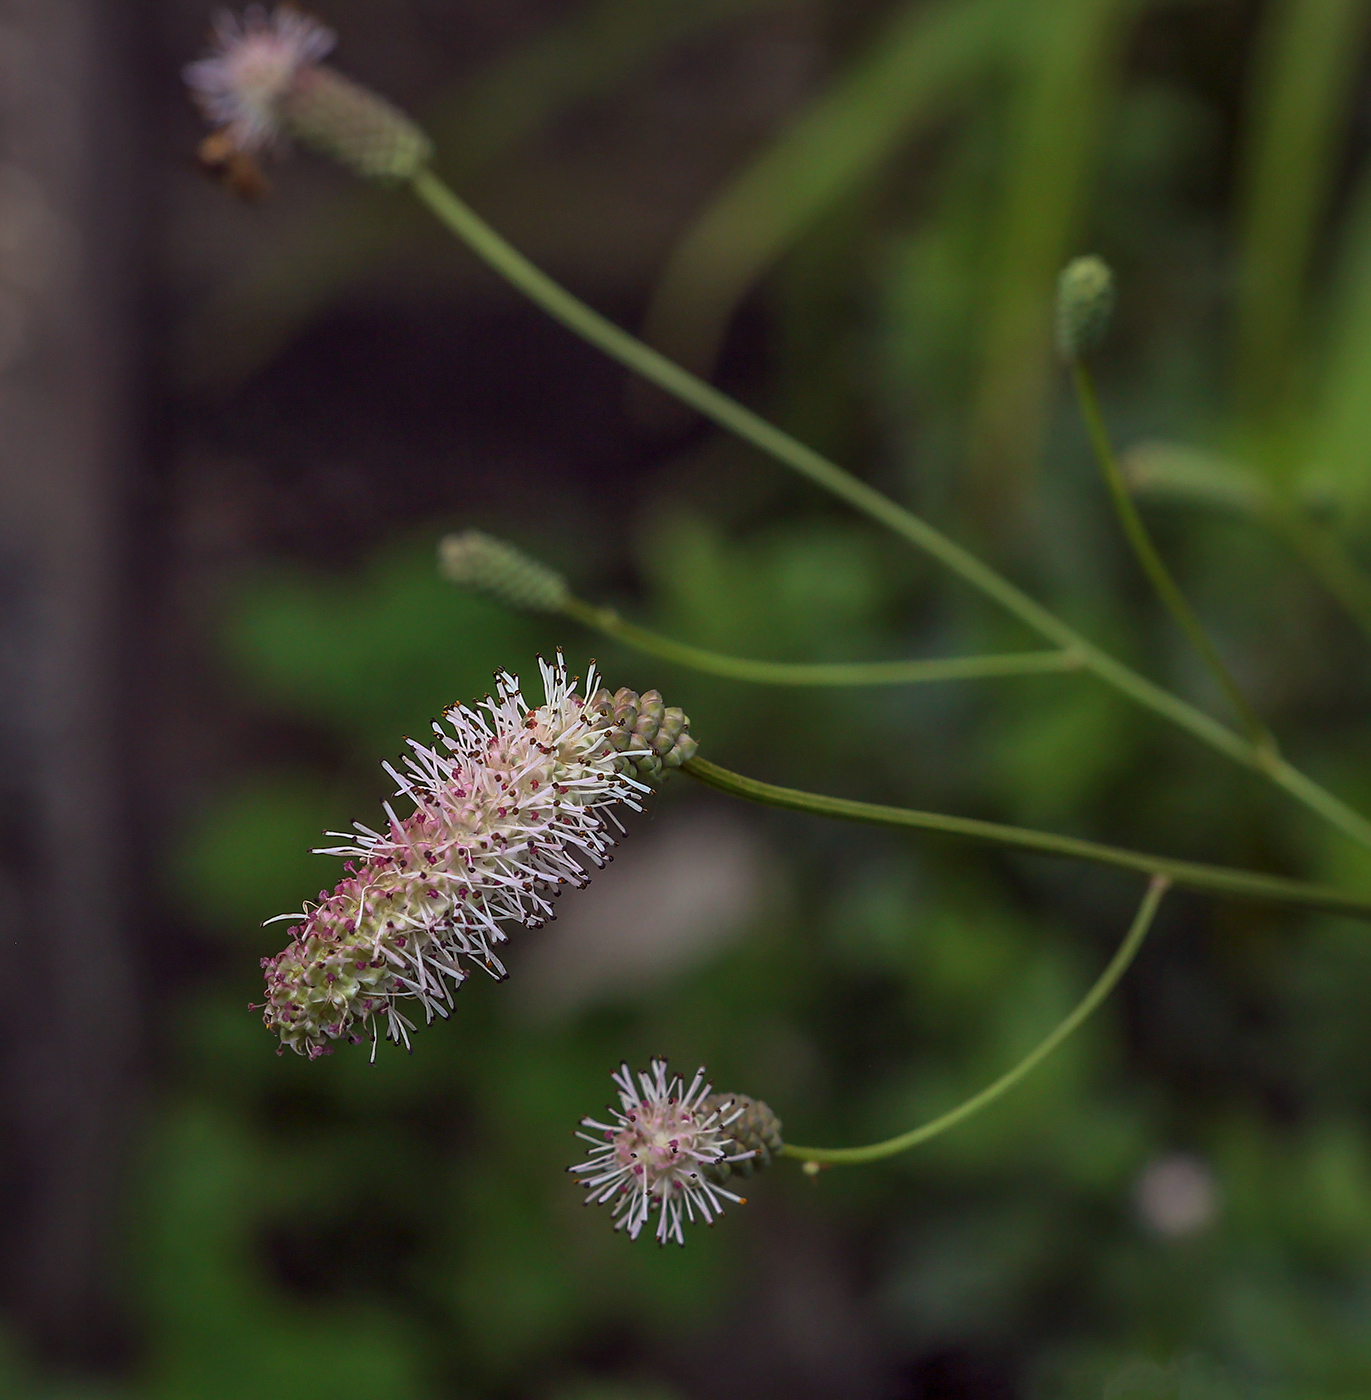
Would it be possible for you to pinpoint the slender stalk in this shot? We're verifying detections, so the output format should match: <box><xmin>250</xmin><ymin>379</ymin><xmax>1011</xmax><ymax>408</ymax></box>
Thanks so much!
<box><xmin>1072</xmin><ymin>361</ymin><xmax>1277</xmax><ymax>757</ymax></box>
<box><xmin>561</xmin><ymin>595</ymin><xmax>1083</xmax><ymax>686</ymax></box>
<box><xmin>781</xmin><ymin>876</ymin><xmax>1169</xmax><ymax>1165</ymax></box>
<box><xmin>408</xmin><ymin>169</ymin><xmax>1371</xmax><ymax>852</ymax></box>
<box><xmin>682</xmin><ymin>756</ymin><xmax>1371</xmax><ymax>920</ymax></box>
<box><xmin>1120</xmin><ymin>441</ymin><xmax>1371</xmax><ymax>646</ymax></box>
<box><xmin>1275</xmin><ymin>510</ymin><xmax>1371</xmax><ymax>645</ymax></box>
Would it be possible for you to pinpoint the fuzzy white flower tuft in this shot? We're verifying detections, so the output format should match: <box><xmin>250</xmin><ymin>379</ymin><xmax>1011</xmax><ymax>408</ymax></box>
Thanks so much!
<box><xmin>184</xmin><ymin>5</ymin><xmax>336</xmax><ymax>151</ymax></box>
<box><xmin>259</xmin><ymin>655</ymin><xmax>693</xmax><ymax>1059</ymax></box>
<box><xmin>570</xmin><ymin>1059</ymin><xmax>754</xmax><ymax>1245</ymax></box>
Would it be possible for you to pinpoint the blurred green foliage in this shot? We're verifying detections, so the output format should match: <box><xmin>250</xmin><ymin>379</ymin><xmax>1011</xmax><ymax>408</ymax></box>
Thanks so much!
<box><xmin>44</xmin><ymin>0</ymin><xmax>1371</xmax><ymax>1394</ymax></box>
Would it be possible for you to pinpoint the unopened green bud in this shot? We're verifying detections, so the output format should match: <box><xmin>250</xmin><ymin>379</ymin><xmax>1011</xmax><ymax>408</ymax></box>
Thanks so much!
<box><xmin>700</xmin><ymin>1092</ymin><xmax>784</xmax><ymax>1183</ymax></box>
<box><xmin>283</xmin><ymin>67</ymin><xmax>432</xmax><ymax>182</ymax></box>
<box><xmin>1055</xmin><ymin>255</ymin><xmax>1115</xmax><ymax>360</ymax></box>
<box><xmin>438</xmin><ymin>531</ymin><xmax>569</xmax><ymax>613</ymax></box>
<box><xmin>588</xmin><ymin>685</ymin><xmax>699</xmax><ymax>782</ymax></box>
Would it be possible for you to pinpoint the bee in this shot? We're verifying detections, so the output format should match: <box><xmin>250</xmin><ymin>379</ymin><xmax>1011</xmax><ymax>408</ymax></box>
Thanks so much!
<box><xmin>196</xmin><ymin>130</ymin><xmax>272</xmax><ymax>203</ymax></box>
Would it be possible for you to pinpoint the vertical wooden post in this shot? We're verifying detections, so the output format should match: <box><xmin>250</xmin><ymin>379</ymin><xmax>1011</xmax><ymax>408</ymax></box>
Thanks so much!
<box><xmin>0</xmin><ymin>0</ymin><xmax>138</xmax><ymax>1364</ymax></box>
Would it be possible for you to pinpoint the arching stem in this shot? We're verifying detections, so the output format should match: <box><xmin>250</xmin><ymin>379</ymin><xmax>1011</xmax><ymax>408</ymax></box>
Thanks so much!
<box><xmin>561</xmin><ymin>595</ymin><xmax>1083</xmax><ymax>686</ymax></box>
<box><xmin>781</xmin><ymin>876</ymin><xmax>1169</xmax><ymax>1165</ymax></box>
<box><xmin>1071</xmin><ymin>360</ymin><xmax>1277</xmax><ymax>759</ymax></box>
<box><xmin>408</xmin><ymin>168</ymin><xmax>1371</xmax><ymax>853</ymax></box>
<box><xmin>682</xmin><ymin>756</ymin><xmax>1371</xmax><ymax>920</ymax></box>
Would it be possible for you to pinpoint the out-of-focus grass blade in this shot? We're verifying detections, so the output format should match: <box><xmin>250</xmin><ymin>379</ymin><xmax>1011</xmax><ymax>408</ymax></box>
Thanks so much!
<box><xmin>1232</xmin><ymin>0</ymin><xmax>1371</xmax><ymax>430</ymax></box>
<box><xmin>1126</xmin><ymin>441</ymin><xmax>1371</xmax><ymax>642</ymax></box>
<box><xmin>1305</xmin><ymin>163</ymin><xmax>1371</xmax><ymax>525</ymax></box>
<box><xmin>964</xmin><ymin>0</ymin><xmax>1134</xmax><ymax>522</ymax></box>
<box><xmin>178</xmin><ymin>0</ymin><xmax>794</xmax><ymax>389</ymax></box>
<box><xmin>640</xmin><ymin>0</ymin><xmax>1014</xmax><ymax>382</ymax></box>
<box><xmin>1123</xmin><ymin>440</ymin><xmax>1275</xmax><ymax>517</ymax></box>
<box><xmin>424</xmin><ymin>0</ymin><xmax>793</xmax><ymax>181</ymax></box>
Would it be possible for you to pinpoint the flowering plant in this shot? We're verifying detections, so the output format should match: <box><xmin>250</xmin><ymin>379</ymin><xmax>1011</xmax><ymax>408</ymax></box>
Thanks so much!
<box><xmin>185</xmin><ymin>6</ymin><xmax>1371</xmax><ymax>1249</ymax></box>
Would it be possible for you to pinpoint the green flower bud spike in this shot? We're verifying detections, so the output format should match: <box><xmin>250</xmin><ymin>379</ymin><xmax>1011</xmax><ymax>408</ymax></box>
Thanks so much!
<box><xmin>283</xmin><ymin>66</ymin><xmax>432</xmax><ymax>182</ymax></box>
<box><xmin>588</xmin><ymin>685</ymin><xmax>699</xmax><ymax>782</ymax></box>
<box><xmin>438</xmin><ymin>530</ymin><xmax>570</xmax><ymax>613</ymax></box>
<box><xmin>699</xmin><ymin>1092</ymin><xmax>784</xmax><ymax>1183</ymax></box>
<box><xmin>1055</xmin><ymin>254</ymin><xmax>1116</xmax><ymax>361</ymax></box>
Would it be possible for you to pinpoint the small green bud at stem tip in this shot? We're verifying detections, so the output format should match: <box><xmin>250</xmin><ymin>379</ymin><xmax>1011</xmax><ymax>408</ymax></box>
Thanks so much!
<box><xmin>438</xmin><ymin>530</ymin><xmax>570</xmax><ymax>613</ymax></box>
<box><xmin>283</xmin><ymin>67</ymin><xmax>432</xmax><ymax>182</ymax></box>
<box><xmin>1056</xmin><ymin>255</ymin><xmax>1116</xmax><ymax>360</ymax></box>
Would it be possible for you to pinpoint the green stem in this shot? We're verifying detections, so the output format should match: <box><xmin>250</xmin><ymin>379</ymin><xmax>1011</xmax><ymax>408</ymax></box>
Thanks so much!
<box><xmin>408</xmin><ymin>169</ymin><xmax>1371</xmax><ymax>852</ymax></box>
<box><xmin>1274</xmin><ymin>509</ymin><xmax>1371</xmax><ymax>645</ymax></box>
<box><xmin>682</xmin><ymin>756</ymin><xmax>1371</xmax><ymax>920</ymax></box>
<box><xmin>1119</xmin><ymin>441</ymin><xmax>1371</xmax><ymax>647</ymax></box>
<box><xmin>561</xmin><ymin>595</ymin><xmax>1083</xmax><ymax>686</ymax></box>
<box><xmin>1072</xmin><ymin>361</ymin><xmax>1277</xmax><ymax>757</ymax></box>
<box><xmin>780</xmin><ymin>875</ymin><xmax>1169</xmax><ymax>1165</ymax></box>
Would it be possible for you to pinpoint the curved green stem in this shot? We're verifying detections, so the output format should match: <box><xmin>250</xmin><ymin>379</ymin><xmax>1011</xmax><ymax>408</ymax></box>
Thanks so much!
<box><xmin>682</xmin><ymin>756</ymin><xmax>1371</xmax><ymax>920</ymax></box>
<box><xmin>1121</xmin><ymin>441</ymin><xmax>1371</xmax><ymax>646</ymax></box>
<box><xmin>561</xmin><ymin>595</ymin><xmax>1083</xmax><ymax>686</ymax></box>
<box><xmin>408</xmin><ymin>168</ymin><xmax>1371</xmax><ymax>852</ymax></box>
<box><xmin>780</xmin><ymin>875</ymin><xmax>1169</xmax><ymax>1165</ymax></box>
<box><xmin>1072</xmin><ymin>361</ymin><xmax>1277</xmax><ymax>757</ymax></box>
<box><xmin>1273</xmin><ymin>510</ymin><xmax>1371</xmax><ymax>645</ymax></box>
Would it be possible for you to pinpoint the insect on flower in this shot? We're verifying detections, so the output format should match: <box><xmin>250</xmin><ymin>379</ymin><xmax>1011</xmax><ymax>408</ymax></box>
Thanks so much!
<box><xmin>184</xmin><ymin>4</ymin><xmax>336</xmax><ymax>152</ymax></box>
<box><xmin>196</xmin><ymin>130</ymin><xmax>272</xmax><ymax>201</ymax></box>
<box><xmin>184</xmin><ymin>4</ymin><xmax>433</xmax><ymax>182</ymax></box>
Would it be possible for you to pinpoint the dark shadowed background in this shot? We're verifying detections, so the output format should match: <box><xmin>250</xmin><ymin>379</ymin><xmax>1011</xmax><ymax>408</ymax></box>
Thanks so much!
<box><xmin>5</xmin><ymin>0</ymin><xmax>1371</xmax><ymax>1396</ymax></box>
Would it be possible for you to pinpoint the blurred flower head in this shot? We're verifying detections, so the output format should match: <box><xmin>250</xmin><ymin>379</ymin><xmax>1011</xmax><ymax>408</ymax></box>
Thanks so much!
<box><xmin>185</xmin><ymin>5</ymin><xmax>432</xmax><ymax>179</ymax></box>
<box><xmin>570</xmin><ymin>1059</ymin><xmax>754</xmax><ymax>1245</ymax></box>
<box><xmin>260</xmin><ymin>655</ymin><xmax>697</xmax><ymax>1059</ymax></box>
<box><xmin>183</xmin><ymin>5</ymin><xmax>335</xmax><ymax>151</ymax></box>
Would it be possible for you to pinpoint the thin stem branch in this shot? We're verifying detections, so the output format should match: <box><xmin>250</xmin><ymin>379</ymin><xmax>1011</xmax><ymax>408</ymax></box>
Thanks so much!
<box><xmin>780</xmin><ymin>876</ymin><xmax>1169</xmax><ymax>1165</ymax></box>
<box><xmin>1072</xmin><ymin>361</ymin><xmax>1277</xmax><ymax>756</ymax></box>
<box><xmin>681</xmin><ymin>756</ymin><xmax>1371</xmax><ymax>920</ymax></box>
<box><xmin>1120</xmin><ymin>441</ymin><xmax>1371</xmax><ymax>647</ymax></box>
<box><xmin>1274</xmin><ymin>510</ymin><xmax>1371</xmax><ymax>644</ymax></box>
<box><xmin>561</xmin><ymin>595</ymin><xmax>1084</xmax><ymax>687</ymax></box>
<box><xmin>408</xmin><ymin>169</ymin><xmax>1371</xmax><ymax>852</ymax></box>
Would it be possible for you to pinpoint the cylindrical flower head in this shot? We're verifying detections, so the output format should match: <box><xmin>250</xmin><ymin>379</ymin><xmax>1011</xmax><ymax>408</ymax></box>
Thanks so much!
<box><xmin>259</xmin><ymin>655</ymin><xmax>697</xmax><ymax>1058</ymax></box>
<box><xmin>1055</xmin><ymin>255</ymin><xmax>1116</xmax><ymax>360</ymax></box>
<box><xmin>438</xmin><ymin>531</ymin><xmax>570</xmax><ymax>614</ymax></box>
<box><xmin>184</xmin><ymin>6</ymin><xmax>432</xmax><ymax>182</ymax></box>
<box><xmin>570</xmin><ymin>1060</ymin><xmax>757</xmax><ymax>1245</ymax></box>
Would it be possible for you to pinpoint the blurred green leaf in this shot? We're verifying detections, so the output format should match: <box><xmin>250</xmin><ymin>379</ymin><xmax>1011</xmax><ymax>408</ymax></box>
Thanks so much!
<box><xmin>1232</xmin><ymin>0</ymin><xmax>1371</xmax><ymax>430</ymax></box>
<box><xmin>225</xmin><ymin>536</ymin><xmax>548</xmax><ymax>751</ymax></box>
<box><xmin>169</xmin><ymin>774</ymin><xmax>342</xmax><ymax>936</ymax></box>
<box><xmin>965</xmin><ymin>0</ymin><xmax>1135</xmax><ymax>516</ymax></box>
<box><xmin>642</xmin><ymin>0</ymin><xmax>1014</xmax><ymax>379</ymax></box>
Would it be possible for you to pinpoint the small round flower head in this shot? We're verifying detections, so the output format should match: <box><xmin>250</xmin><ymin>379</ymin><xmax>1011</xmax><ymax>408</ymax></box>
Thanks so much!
<box><xmin>570</xmin><ymin>1059</ymin><xmax>756</xmax><ymax>1245</ymax></box>
<box><xmin>259</xmin><ymin>656</ymin><xmax>697</xmax><ymax>1058</ymax></box>
<box><xmin>185</xmin><ymin>6</ymin><xmax>433</xmax><ymax>181</ymax></box>
<box><xmin>184</xmin><ymin>5</ymin><xmax>336</xmax><ymax>152</ymax></box>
